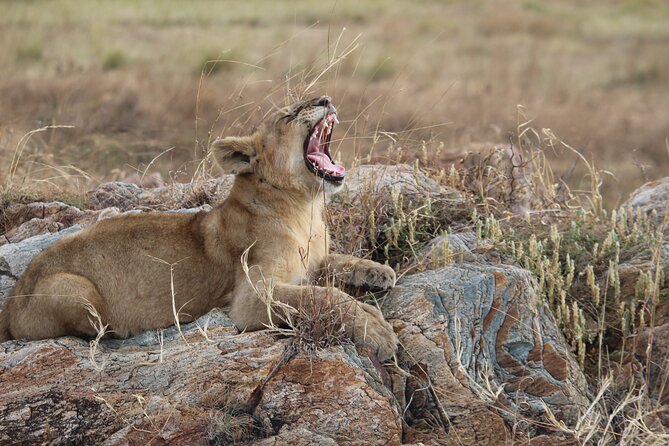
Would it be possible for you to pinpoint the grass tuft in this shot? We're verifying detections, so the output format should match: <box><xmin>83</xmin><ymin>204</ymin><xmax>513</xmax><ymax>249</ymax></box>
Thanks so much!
<box><xmin>102</xmin><ymin>49</ymin><xmax>129</xmax><ymax>71</ymax></box>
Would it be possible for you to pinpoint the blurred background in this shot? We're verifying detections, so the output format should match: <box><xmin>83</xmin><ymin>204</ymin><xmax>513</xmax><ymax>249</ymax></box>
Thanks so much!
<box><xmin>1</xmin><ymin>0</ymin><xmax>668</xmax><ymax>206</ymax></box>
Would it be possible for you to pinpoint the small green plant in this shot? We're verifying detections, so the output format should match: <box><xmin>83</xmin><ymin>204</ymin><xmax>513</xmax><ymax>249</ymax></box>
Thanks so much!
<box><xmin>16</xmin><ymin>42</ymin><xmax>43</xmax><ymax>62</ymax></box>
<box><xmin>102</xmin><ymin>49</ymin><xmax>129</xmax><ymax>71</ymax></box>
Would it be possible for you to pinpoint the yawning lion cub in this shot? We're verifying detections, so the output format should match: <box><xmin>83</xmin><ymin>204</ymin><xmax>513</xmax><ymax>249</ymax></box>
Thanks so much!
<box><xmin>0</xmin><ymin>97</ymin><xmax>399</xmax><ymax>361</ymax></box>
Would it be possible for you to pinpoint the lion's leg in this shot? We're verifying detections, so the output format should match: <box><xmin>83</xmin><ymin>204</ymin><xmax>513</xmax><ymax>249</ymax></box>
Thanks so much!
<box><xmin>320</xmin><ymin>254</ymin><xmax>396</xmax><ymax>292</ymax></box>
<box><xmin>229</xmin><ymin>282</ymin><xmax>398</xmax><ymax>361</ymax></box>
<box><xmin>4</xmin><ymin>273</ymin><xmax>105</xmax><ymax>341</ymax></box>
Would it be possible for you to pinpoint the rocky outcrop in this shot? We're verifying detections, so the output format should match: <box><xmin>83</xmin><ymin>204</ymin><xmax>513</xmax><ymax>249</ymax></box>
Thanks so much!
<box><xmin>412</xmin><ymin>231</ymin><xmax>494</xmax><ymax>267</ymax></box>
<box><xmin>385</xmin><ymin>265</ymin><xmax>590</xmax><ymax>444</ymax></box>
<box><xmin>0</xmin><ymin>309</ymin><xmax>401</xmax><ymax>445</ymax></box>
<box><xmin>87</xmin><ymin>177</ymin><xmax>234</xmax><ymax>211</ymax></box>
<box><xmin>0</xmin><ymin>229</ymin><xmax>589</xmax><ymax>444</ymax></box>
<box><xmin>458</xmin><ymin>143</ymin><xmax>542</xmax><ymax>214</ymax></box>
<box><xmin>0</xmin><ymin>226</ymin><xmax>81</xmax><ymax>303</ymax></box>
<box><xmin>342</xmin><ymin>164</ymin><xmax>463</xmax><ymax>202</ymax></box>
<box><xmin>622</xmin><ymin>177</ymin><xmax>669</xmax><ymax>222</ymax></box>
<box><xmin>0</xmin><ymin>168</ymin><xmax>593</xmax><ymax>444</ymax></box>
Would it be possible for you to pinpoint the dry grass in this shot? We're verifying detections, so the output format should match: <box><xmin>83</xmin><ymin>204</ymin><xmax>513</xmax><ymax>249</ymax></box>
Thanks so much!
<box><xmin>204</xmin><ymin>385</ymin><xmax>260</xmax><ymax>446</ymax></box>
<box><xmin>240</xmin><ymin>243</ymin><xmax>355</xmax><ymax>357</ymax></box>
<box><xmin>1</xmin><ymin>0</ymin><xmax>668</xmax><ymax>206</ymax></box>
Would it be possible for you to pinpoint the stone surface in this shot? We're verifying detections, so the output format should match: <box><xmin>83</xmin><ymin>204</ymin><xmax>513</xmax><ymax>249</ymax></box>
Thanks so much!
<box><xmin>4</xmin><ymin>201</ymin><xmax>89</xmax><ymax>230</ymax></box>
<box><xmin>87</xmin><ymin>177</ymin><xmax>234</xmax><ymax>211</ymax></box>
<box><xmin>615</xmin><ymin>234</ymin><xmax>669</xmax><ymax>326</ymax></box>
<box><xmin>459</xmin><ymin>142</ymin><xmax>542</xmax><ymax>214</ymax></box>
<box><xmin>0</xmin><ymin>225</ymin><xmax>82</xmax><ymax>304</ymax></box>
<box><xmin>412</xmin><ymin>231</ymin><xmax>494</xmax><ymax>267</ymax></box>
<box><xmin>329</xmin><ymin>164</ymin><xmax>472</xmax><ymax>260</ymax></box>
<box><xmin>255</xmin><ymin>347</ymin><xmax>402</xmax><ymax>445</ymax></box>
<box><xmin>341</xmin><ymin>164</ymin><xmax>464</xmax><ymax>204</ymax></box>
<box><xmin>0</xmin><ymin>167</ymin><xmax>592</xmax><ymax>444</ymax></box>
<box><xmin>622</xmin><ymin>177</ymin><xmax>669</xmax><ymax>222</ymax></box>
<box><xmin>0</xmin><ymin>309</ymin><xmax>401</xmax><ymax>445</ymax></box>
<box><xmin>632</xmin><ymin>323</ymin><xmax>669</xmax><ymax>405</ymax></box>
<box><xmin>2</xmin><ymin>201</ymin><xmax>95</xmax><ymax>244</ymax></box>
<box><xmin>384</xmin><ymin>265</ymin><xmax>590</xmax><ymax>443</ymax></box>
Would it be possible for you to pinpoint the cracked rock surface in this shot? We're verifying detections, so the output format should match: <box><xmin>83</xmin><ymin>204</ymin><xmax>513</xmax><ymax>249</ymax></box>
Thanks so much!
<box><xmin>384</xmin><ymin>265</ymin><xmax>590</xmax><ymax>444</ymax></box>
<box><xmin>0</xmin><ymin>232</ymin><xmax>588</xmax><ymax>445</ymax></box>
<box><xmin>0</xmin><ymin>168</ymin><xmax>596</xmax><ymax>444</ymax></box>
<box><xmin>0</xmin><ymin>309</ymin><xmax>401</xmax><ymax>445</ymax></box>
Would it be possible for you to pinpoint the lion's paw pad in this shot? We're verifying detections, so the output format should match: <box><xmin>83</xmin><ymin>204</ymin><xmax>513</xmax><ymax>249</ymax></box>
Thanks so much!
<box><xmin>351</xmin><ymin>262</ymin><xmax>396</xmax><ymax>291</ymax></box>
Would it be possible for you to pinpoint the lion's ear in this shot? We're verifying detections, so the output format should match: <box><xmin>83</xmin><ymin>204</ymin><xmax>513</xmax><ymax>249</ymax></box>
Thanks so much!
<box><xmin>210</xmin><ymin>135</ymin><xmax>258</xmax><ymax>175</ymax></box>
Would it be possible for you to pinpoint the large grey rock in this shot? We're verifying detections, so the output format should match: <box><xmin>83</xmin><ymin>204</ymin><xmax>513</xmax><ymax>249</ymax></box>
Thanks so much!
<box><xmin>0</xmin><ymin>309</ymin><xmax>401</xmax><ymax>445</ymax></box>
<box><xmin>0</xmin><ymin>225</ymin><xmax>82</xmax><ymax>304</ymax></box>
<box><xmin>621</xmin><ymin>177</ymin><xmax>669</xmax><ymax>222</ymax></box>
<box><xmin>384</xmin><ymin>265</ymin><xmax>590</xmax><ymax>444</ymax></box>
<box><xmin>87</xmin><ymin>177</ymin><xmax>234</xmax><ymax>211</ymax></box>
<box><xmin>412</xmin><ymin>231</ymin><xmax>493</xmax><ymax>267</ymax></box>
<box><xmin>340</xmin><ymin>164</ymin><xmax>464</xmax><ymax>203</ymax></box>
<box><xmin>459</xmin><ymin>142</ymin><xmax>542</xmax><ymax>214</ymax></box>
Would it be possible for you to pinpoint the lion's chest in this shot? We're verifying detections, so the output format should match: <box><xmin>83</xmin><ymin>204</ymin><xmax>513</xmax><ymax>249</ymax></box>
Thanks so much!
<box><xmin>264</xmin><ymin>215</ymin><xmax>328</xmax><ymax>284</ymax></box>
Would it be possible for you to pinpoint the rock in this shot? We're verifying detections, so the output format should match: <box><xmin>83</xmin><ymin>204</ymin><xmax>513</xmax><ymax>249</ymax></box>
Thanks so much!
<box><xmin>340</xmin><ymin>164</ymin><xmax>464</xmax><ymax>204</ymax></box>
<box><xmin>122</xmin><ymin>172</ymin><xmax>166</xmax><ymax>188</ymax></box>
<box><xmin>2</xmin><ymin>201</ymin><xmax>97</xmax><ymax>243</ymax></box>
<box><xmin>3</xmin><ymin>218</ymin><xmax>64</xmax><ymax>243</ymax></box>
<box><xmin>87</xmin><ymin>177</ymin><xmax>234</xmax><ymax>211</ymax></box>
<box><xmin>0</xmin><ymin>309</ymin><xmax>401</xmax><ymax>445</ymax></box>
<box><xmin>0</xmin><ymin>225</ymin><xmax>82</xmax><ymax>304</ymax></box>
<box><xmin>254</xmin><ymin>347</ymin><xmax>402</xmax><ymax>445</ymax></box>
<box><xmin>254</xmin><ymin>427</ymin><xmax>339</xmax><ymax>445</ymax></box>
<box><xmin>4</xmin><ymin>201</ymin><xmax>90</xmax><ymax>230</ymax></box>
<box><xmin>383</xmin><ymin>265</ymin><xmax>589</xmax><ymax>443</ymax></box>
<box><xmin>615</xmin><ymin>234</ymin><xmax>669</xmax><ymax>326</ymax></box>
<box><xmin>458</xmin><ymin>142</ymin><xmax>543</xmax><ymax>214</ymax></box>
<box><xmin>622</xmin><ymin>177</ymin><xmax>669</xmax><ymax>222</ymax></box>
<box><xmin>330</xmin><ymin>164</ymin><xmax>471</xmax><ymax>261</ymax></box>
<box><xmin>632</xmin><ymin>323</ymin><xmax>669</xmax><ymax>405</ymax></box>
<box><xmin>412</xmin><ymin>231</ymin><xmax>494</xmax><ymax>267</ymax></box>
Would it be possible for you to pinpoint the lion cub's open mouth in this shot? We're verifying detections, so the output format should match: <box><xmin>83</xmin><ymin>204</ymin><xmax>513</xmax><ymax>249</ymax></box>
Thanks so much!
<box><xmin>304</xmin><ymin>109</ymin><xmax>346</xmax><ymax>183</ymax></box>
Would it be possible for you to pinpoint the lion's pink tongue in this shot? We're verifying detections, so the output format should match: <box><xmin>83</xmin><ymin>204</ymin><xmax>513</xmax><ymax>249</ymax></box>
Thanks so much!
<box><xmin>307</xmin><ymin>152</ymin><xmax>346</xmax><ymax>176</ymax></box>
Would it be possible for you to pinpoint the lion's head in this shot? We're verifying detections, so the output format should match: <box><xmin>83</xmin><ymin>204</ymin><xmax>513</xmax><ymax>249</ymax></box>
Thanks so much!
<box><xmin>211</xmin><ymin>96</ymin><xmax>346</xmax><ymax>194</ymax></box>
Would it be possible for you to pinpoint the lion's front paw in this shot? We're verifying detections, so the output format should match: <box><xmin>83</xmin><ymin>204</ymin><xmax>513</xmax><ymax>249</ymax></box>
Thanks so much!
<box><xmin>347</xmin><ymin>261</ymin><xmax>397</xmax><ymax>292</ymax></box>
<box><xmin>346</xmin><ymin>301</ymin><xmax>398</xmax><ymax>362</ymax></box>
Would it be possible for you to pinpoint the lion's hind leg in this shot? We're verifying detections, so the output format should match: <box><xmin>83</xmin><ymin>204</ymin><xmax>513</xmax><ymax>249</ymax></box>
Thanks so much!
<box><xmin>2</xmin><ymin>273</ymin><xmax>106</xmax><ymax>341</ymax></box>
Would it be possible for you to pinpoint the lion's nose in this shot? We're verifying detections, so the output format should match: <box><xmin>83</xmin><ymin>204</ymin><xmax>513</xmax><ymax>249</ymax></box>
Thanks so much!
<box><xmin>316</xmin><ymin>96</ymin><xmax>331</xmax><ymax>107</ymax></box>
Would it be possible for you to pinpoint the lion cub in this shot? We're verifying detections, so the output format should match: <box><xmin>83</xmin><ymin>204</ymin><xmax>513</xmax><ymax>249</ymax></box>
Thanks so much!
<box><xmin>0</xmin><ymin>97</ymin><xmax>398</xmax><ymax>361</ymax></box>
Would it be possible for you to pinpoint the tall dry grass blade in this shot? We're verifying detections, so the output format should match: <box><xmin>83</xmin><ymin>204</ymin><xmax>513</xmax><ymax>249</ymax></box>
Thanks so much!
<box><xmin>7</xmin><ymin>125</ymin><xmax>74</xmax><ymax>188</ymax></box>
<box><xmin>147</xmin><ymin>255</ymin><xmax>193</xmax><ymax>344</ymax></box>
